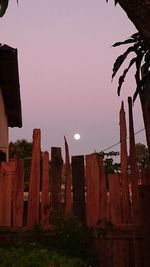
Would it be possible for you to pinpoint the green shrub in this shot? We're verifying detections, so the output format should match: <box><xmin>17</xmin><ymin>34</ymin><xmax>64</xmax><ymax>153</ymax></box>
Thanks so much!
<box><xmin>0</xmin><ymin>248</ymin><xmax>86</xmax><ymax>267</ymax></box>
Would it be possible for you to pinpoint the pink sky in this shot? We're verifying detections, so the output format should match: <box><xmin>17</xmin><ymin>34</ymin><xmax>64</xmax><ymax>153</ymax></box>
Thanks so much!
<box><xmin>0</xmin><ymin>0</ymin><xmax>146</xmax><ymax>156</ymax></box>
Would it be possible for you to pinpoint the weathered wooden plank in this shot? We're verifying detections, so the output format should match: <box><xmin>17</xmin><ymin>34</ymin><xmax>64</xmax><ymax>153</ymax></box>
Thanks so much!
<box><xmin>41</xmin><ymin>151</ymin><xmax>50</xmax><ymax>227</ymax></box>
<box><xmin>0</xmin><ymin>161</ymin><xmax>15</xmax><ymax>226</ymax></box>
<box><xmin>112</xmin><ymin>239</ymin><xmax>125</xmax><ymax>267</ymax></box>
<box><xmin>97</xmin><ymin>156</ymin><xmax>108</xmax><ymax>221</ymax></box>
<box><xmin>51</xmin><ymin>147</ymin><xmax>63</xmax><ymax>221</ymax></box>
<box><xmin>128</xmin><ymin>97</ymin><xmax>139</xmax><ymax>223</ymax></box>
<box><xmin>12</xmin><ymin>160</ymin><xmax>24</xmax><ymax>227</ymax></box>
<box><xmin>120</xmin><ymin>101</ymin><xmax>130</xmax><ymax>223</ymax></box>
<box><xmin>64</xmin><ymin>137</ymin><xmax>72</xmax><ymax>217</ymax></box>
<box><xmin>72</xmin><ymin>155</ymin><xmax>85</xmax><ymax>222</ymax></box>
<box><xmin>27</xmin><ymin>129</ymin><xmax>41</xmax><ymax>228</ymax></box>
<box><xmin>140</xmin><ymin>167</ymin><xmax>150</xmax><ymax>185</ymax></box>
<box><xmin>86</xmin><ymin>154</ymin><xmax>100</xmax><ymax>226</ymax></box>
<box><xmin>109</xmin><ymin>174</ymin><xmax>122</xmax><ymax>225</ymax></box>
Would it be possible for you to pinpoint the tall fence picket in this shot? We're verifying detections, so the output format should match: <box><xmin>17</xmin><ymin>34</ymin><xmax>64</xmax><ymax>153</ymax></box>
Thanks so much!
<box><xmin>64</xmin><ymin>137</ymin><xmax>72</xmax><ymax>217</ymax></box>
<box><xmin>98</xmin><ymin>156</ymin><xmax>108</xmax><ymax>221</ymax></box>
<box><xmin>41</xmin><ymin>151</ymin><xmax>50</xmax><ymax>227</ymax></box>
<box><xmin>109</xmin><ymin>173</ymin><xmax>122</xmax><ymax>224</ymax></box>
<box><xmin>72</xmin><ymin>155</ymin><xmax>85</xmax><ymax>222</ymax></box>
<box><xmin>27</xmin><ymin>129</ymin><xmax>41</xmax><ymax>227</ymax></box>
<box><xmin>120</xmin><ymin>101</ymin><xmax>130</xmax><ymax>223</ymax></box>
<box><xmin>12</xmin><ymin>160</ymin><xmax>24</xmax><ymax>227</ymax></box>
<box><xmin>86</xmin><ymin>153</ymin><xmax>100</xmax><ymax>226</ymax></box>
<box><xmin>0</xmin><ymin>161</ymin><xmax>15</xmax><ymax>226</ymax></box>
<box><xmin>51</xmin><ymin>147</ymin><xmax>63</xmax><ymax>221</ymax></box>
<box><xmin>128</xmin><ymin>97</ymin><xmax>139</xmax><ymax>223</ymax></box>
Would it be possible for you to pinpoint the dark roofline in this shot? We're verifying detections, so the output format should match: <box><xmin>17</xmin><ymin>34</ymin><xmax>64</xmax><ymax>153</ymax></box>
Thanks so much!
<box><xmin>0</xmin><ymin>44</ymin><xmax>22</xmax><ymax>127</ymax></box>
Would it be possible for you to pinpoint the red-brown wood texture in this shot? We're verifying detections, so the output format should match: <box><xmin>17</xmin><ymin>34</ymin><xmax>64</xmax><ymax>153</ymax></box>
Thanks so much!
<box><xmin>64</xmin><ymin>137</ymin><xmax>72</xmax><ymax>216</ymax></box>
<box><xmin>120</xmin><ymin>101</ymin><xmax>130</xmax><ymax>223</ymax></box>
<box><xmin>97</xmin><ymin>156</ymin><xmax>108</xmax><ymax>221</ymax></box>
<box><xmin>128</xmin><ymin>97</ymin><xmax>139</xmax><ymax>223</ymax></box>
<box><xmin>140</xmin><ymin>167</ymin><xmax>150</xmax><ymax>185</ymax></box>
<box><xmin>72</xmin><ymin>155</ymin><xmax>85</xmax><ymax>222</ymax></box>
<box><xmin>86</xmin><ymin>153</ymin><xmax>100</xmax><ymax>226</ymax></box>
<box><xmin>27</xmin><ymin>129</ymin><xmax>41</xmax><ymax>227</ymax></box>
<box><xmin>12</xmin><ymin>160</ymin><xmax>24</xmax><ymax>227</ymax></box>
<box><xmin>0</xmin><ymin>161</ymin><xmax>14</xmax><ymax>226</ymax></box>
<box><xmin>41</xmin><ymin>151</ymin><xmax>50</xmax><ymax>227</ymax></box>
<box><xmin>51</xmin><ymin>147</ymin><xmax>63</xmax><ymax>221</ymax></box>
<box><xmin>109</xmin><ymin>174</ymin><xmax>122</xmax><ymax>224</ymax></box>
<box><xmin>139</xmin><ymin>185</ymin><xmax>150</xmax><ymax>267</ymax></box>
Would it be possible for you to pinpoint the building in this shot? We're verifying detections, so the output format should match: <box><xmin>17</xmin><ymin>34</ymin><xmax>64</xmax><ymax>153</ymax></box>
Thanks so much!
<box><xmin>0</xmin><ymin>44</ymin><xmax>22</xmax><ymax>161</ymax></box>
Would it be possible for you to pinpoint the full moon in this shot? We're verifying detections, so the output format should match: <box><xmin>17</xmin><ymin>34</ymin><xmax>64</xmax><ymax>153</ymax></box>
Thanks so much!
<box><xmin>74</xmin><ymin>133</ymin><xmax>81</xmax><ymax>140</ymax></box>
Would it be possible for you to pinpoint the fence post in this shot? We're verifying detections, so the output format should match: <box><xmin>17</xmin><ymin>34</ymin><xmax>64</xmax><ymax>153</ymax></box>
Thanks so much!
<box><xmin>12</xmin><ymin>160</ymin><xmax>24</xmax><ymax>227</ymax></box>
<box><xmin>86</xmin><ymin>153</ymin><xmax>100</xmax><ymax>226</ymax></box>
<box><xmin>128</xmin><ymin>97</ymin><xmax>139</xmax><ymax>223</ymax></box>
<box><xmin>109</xmin><ymin>173</ymin><xmax>122</xmax><ymax>224</ymax></box>
<box><xmin>0</xmin><ymin>161</ymin><xmax>16</xmax><ymax>226</ymax></box>
<box><xmin>97</xmin><ymin>156</ymin><xmax>108</xmax><ymax>221</ymax></box>
<box><xmin>120</xmin><ymin>101</ymin><xmax>130</xmax><ymax>223</ymax></box>
<box><xmin>64</xmin><ymin>137</ymin><xmax>72</xmax><ymax>217</ymax></box>
<box><xmin>51</xmin><ymin>147</ymin><xmax>63</xmax><ymax>221</ymax></box>
<box><xmin>139</xmin><ymin>185</ymin><xmax>150</xmax><ymax>267</ymax></box>
<box><xmin>27</xmin><ymin>129</ymin><xmax>41</xmax><ymax>228</ymax></box>
<box><xmin>72</xmin><ymin>155</ymin><xmax>85</xmax><ymax>223</ymax></box>
<box><xmin>41</xmin><ymin>151</ymin><xmax>50</xmax><ymax>227</ymax></box>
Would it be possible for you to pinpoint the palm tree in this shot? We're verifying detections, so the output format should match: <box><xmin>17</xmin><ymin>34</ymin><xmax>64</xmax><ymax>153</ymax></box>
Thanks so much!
<box><xmin>107</xmin><ymin>1</ymin><xmax>150</xmax><ymax>49</ymax></box>
<box><xmin>112</xmin><ymin>32</ymin><xmax>150</xmax><ymax>158</ymax></box>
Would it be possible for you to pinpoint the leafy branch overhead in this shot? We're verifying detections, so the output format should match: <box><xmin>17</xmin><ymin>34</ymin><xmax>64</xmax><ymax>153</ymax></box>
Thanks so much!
<box><xmin>0</xmin><ymin>0</ymin><xmax>18</xmax><ymax>17</ymax></box>
<box><xmin>112</xmin><ymin>33</ymin><xmax>150</xmax><ymax>101</ymax></box>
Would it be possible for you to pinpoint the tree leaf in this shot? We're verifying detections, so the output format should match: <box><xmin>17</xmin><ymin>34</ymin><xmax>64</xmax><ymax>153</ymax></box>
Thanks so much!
<box><xmin>133</xmin><ymin>72</ymin><xmax>150</xmax><ymax>102</ymax></box>
<box><xmin>112</xmin><ymin>39</ymin><xmax>136</xmax><ymax>47</ymax></box>
<box><xmin>112</xmin><ymin>46</ymin><xmax>136</xmax><ymax>80</ymax></box>
<box><xmin>0</xmin><ymin>0</ymin><xmax>9</xmax><ymax>17</ymax></box>
<box><xmin>131</xmin><ymin>33</ymin><xmax>140</xmax><ymax>40</ymax></box>
<box><xmin>117</xmin><ymin>57</ymin><xmax>136</xmax><ymax>96</ymax></box>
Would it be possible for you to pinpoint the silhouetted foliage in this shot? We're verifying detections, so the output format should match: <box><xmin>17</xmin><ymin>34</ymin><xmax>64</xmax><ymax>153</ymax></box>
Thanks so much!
<box><xmin>112</xmin><ymin>33</ymin><xmax>150</xmax><ymax>101</ymax></box>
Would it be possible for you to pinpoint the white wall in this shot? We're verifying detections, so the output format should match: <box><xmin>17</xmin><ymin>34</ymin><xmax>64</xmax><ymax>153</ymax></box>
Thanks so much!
<box><xmin>0</xmin><ymin>89</ymin><xmax>8</xmax><ymax>160</ymax></box>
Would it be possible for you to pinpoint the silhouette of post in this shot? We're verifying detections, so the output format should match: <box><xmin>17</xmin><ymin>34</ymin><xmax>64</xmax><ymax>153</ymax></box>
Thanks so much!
<box><xmin>128</xmin><ymin>97</ymin><xmax>139</xmax><ymax>222</ymax></box>
<box><xmin>120</xmin><ymin>101</ymin><xmax>130</xmax><ymax>223</ymax></box>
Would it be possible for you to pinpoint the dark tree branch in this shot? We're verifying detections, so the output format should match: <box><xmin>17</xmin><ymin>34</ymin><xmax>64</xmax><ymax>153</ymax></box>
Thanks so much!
<box><xmin>117</xmin><ymin>0</ymin><xmax>150</xmax><ymax>48</ymax></box>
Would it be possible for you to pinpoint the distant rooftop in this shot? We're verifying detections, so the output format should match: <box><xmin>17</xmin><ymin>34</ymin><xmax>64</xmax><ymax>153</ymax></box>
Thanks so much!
<box><xmin>0</xmin><ymin>44</ymin><xmax>22</xmax><ymax>127</ymax></box>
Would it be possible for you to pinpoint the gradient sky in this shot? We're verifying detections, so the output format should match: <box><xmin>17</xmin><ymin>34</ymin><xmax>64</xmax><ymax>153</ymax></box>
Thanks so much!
<box><xmin>0</xmin><ymin>0</ymin><xmax>147</xmax><ymax>156</ymax></box>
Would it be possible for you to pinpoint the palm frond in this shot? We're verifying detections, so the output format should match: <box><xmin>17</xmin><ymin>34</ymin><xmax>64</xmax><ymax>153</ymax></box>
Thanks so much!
<box><xmin>117</xmin><ymin>57</ymin><xmax>136</xmax><ymax>96</ymax></box>
<box><xmin>112</xmin><ymin>46</ymin><xmax>136</xmax><ymax>80</ymax></box>
<box><xmin>112</xmin><ymin>39</ymin><xmax>135</xmax><ymax>47</ymax></box>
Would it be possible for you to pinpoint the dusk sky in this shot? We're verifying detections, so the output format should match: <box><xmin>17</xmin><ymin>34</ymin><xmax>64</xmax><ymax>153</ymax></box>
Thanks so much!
<box><xmin>0</xmin><ymin>1</ymin><xmax>147</xmax><ymax>156</ymax></box>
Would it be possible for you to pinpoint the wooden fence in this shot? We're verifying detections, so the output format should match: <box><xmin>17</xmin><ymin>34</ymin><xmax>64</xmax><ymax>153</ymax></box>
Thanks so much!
<box><xmin>0</xmin><ymin>97</ymin><xmax>150</xmax><ymax>267</ymax></box>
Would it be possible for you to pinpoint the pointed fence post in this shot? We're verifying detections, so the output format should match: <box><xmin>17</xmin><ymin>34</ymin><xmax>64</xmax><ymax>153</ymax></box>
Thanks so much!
<box><xmin>27</xmin><ymin>129</ymin><xmax>41</xmax><ymax>228</ymax></box>
<box><xmin>12</xmin><ymin>160</ymin><xmax>24</xmax><ymax>227</ymax></box>
<box><xmin>128</xmin><ymin>97</ymin><xmax>139</xmax><ymax>223</ymax></box>
<box><xmin>72</xmin><ymin>155</ymin><xmax>85</xmax><ymax>223</ymax></box>
<box><xmin>86</xmin><ymin>153</ymin><xmax>100</xmax><ymax>226</ymax></box>
<box><xmin>41</xmin><ymin>151</ymin><xmax>50</xmax><ymax>227</ymax></box>
<box><xmin>64</xmin><ymin>137</ymin><xmax>72</xmax><ymax>217</ymax></box>
<box><xmin>120</xmin><ymin>101</ymin><xmax>130</xmax><ymax>223</ymax></box>
<box><xmin>0</xmin><ymin>161</ymin><xmax>16</xmax><ymax>226</ymax></box>
<box><xmin>51</xmin><ymin>147</ymin><xmax>63</xmax><ymax>221</ymax></box>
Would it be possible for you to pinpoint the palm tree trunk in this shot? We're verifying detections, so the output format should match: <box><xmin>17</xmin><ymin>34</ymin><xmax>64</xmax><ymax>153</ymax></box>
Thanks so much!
<box><xmin>139</xmin><ymin>80</ymin><xmax>150</xmax><ymax>160</ymax></box>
